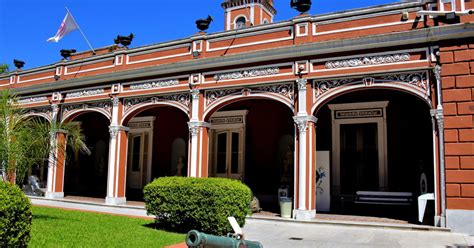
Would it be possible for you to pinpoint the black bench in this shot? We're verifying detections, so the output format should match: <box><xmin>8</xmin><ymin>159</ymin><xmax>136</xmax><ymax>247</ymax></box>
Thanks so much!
<box><xmin>355</xmin><ymin>191</ymin><xmax>413</xmax><ymax>206</ymax></box>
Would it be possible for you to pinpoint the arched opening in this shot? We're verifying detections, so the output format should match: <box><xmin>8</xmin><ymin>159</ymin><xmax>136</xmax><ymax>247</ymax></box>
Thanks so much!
<box><xmin>315</xmin><ymin>89</ymin><xmax>435</xmax><ymax>224</ymax></box>
<box><xmin>64</xmin><ymin>112</ymin><xmax>110</xmax><ymax>198</ymax></box>
<box><xmin>122</xmin><ymin>105</ymin><xmax>189</xmax><ymax>200</ymax></box>
<box><xmin>235</xmin><ymin>16</ymin><xmax>247</xmax><ymax>29</ymax></box>
<box><xmin>205</xmin><ymin>98</ymin><xmax>295</xmax><ymax>212</ymax></box>
<box><xmin>22</xmin><ymin>115</ymin><xmax>51</xmax><ymax>193</ymax></box>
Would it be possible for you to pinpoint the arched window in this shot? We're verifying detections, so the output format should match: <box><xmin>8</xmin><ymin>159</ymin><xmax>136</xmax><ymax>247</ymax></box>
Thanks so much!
<box><xmin>235</xmin><ymin>16</ymin><xmax>246</xmax><ymax>29</ymax></box>
<box><xmin>263</xmin><ymin>18</ymin><xmax>269</xmax><ymax>24</ymax></box>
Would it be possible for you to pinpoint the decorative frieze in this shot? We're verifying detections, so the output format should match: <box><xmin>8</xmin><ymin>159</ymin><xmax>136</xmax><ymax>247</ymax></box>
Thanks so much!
<box><xmin>129</xmin><ymin>79</ymin><xmax>179</xmax><ymax>90</ymax></box>
<box><xmin>123</xmin><ymin>93</ymin><xmax>190</xmax><ymax>113</ymax></box>
<box><xmin>65</xmin><ymin>89</ymin><xmax>105</xmax><ymax>98</ymax></box>
<box><xmin>205</xmin><ymin>82</ymin><xmax>294</xmax><ymax>107</ymax></box>
<box><xmin>254</xmin><ymin>83</ymin><xmax>294</xmax><ymax>102</ymax></box>
<box><xmin>62</xmin><ymin>101</ymin><xmax>112</xmax><ymax>118</ymax></box>
<box><xmin>213</xmin><ymin>67</ymin><xmax>279</xmax><ymax>81</ymax></box>
<box><xmin>25</xmin><ymin>106</ymin><xmax>53</xmax><ymax>120</ymax></box>
<box><xmin>18</xmin><ymin>96</ymin><xmax>48</xmax><ymax>104</ymax></box>
<box><xmin>314</xmin><ymin>71</ymin><xmax>429</xmax><ymax>99</ymax></box>
<box><xmin>324</xmin><ymin>53</ymin><xmax>410</xmax><ymax>69</ymax></box>
<box><xmin>206</xmin><ymin>89</ymin><xmax>241</xmax><ymax>106</ymax></box>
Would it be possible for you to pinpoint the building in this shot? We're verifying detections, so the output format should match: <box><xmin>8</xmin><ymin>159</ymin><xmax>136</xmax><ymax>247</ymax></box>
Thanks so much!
<box><xmin>2</xmin><ymin>0</ymin><xmax>473</xmax><ymax>234</ymax></box>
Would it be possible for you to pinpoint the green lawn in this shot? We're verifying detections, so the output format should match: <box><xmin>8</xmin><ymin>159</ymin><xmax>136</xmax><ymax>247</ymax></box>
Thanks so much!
<box><xmin>30</xmin><ymin>206</ymin><xmax>185</xmax><ymax>247</ymax></box>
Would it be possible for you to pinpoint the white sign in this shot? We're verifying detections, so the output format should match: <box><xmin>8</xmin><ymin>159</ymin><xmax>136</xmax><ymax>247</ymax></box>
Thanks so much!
<box><xmin>316</xmin><ymin>151</ymin><xmax>330</xmax><ymax>212</ymax></box>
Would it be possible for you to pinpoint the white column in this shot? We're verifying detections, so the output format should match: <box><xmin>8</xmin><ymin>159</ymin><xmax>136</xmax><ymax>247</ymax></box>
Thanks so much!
<box><xmin>106</xmin><ymin>97</ymin><xmax>129</xmax><ymax>205</ymax></box>
<box><xmin>188</xmin><ymin>121</ymin><xmax>210</xmax><ymax>178</ymax></box>
<box><xmin>46</xmin><ymin>104</ymin><xmax>64</xmax><ymax>199</ymax></box>
<box><xmin>293</xmin><ymin>78</ymin><xmax>317</xmax><ymax>220</ymax></box>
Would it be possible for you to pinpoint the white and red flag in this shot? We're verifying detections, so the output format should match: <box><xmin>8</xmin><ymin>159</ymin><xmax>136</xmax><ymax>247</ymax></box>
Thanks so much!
<box><xmin>47</xmin><ymin>11</ymin><xmax>78</xmax><ymax>42</ymax></box>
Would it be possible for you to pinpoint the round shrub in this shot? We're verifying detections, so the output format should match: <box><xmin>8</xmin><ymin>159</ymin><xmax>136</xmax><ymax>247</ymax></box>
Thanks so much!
<box><xmin>144</xmin><ymin>177</ymin><xmax>252</xmax><ymax>235</ymax></box>
<box><xmin>0</xmin><ymin>181</ymin><xmax>32</xmax><ymax>247</ymax></box>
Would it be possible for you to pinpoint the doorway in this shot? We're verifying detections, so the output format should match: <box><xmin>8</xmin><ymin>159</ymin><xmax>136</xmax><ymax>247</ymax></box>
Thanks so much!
<box><xmin>329</xmin><ymin>101</ymin><xmax>389</xmax><ymax>195</ymax></box>
<box><xmin>127</xmin><ymin>117</ymin><xmax>154</xmax><ymax>191</ymax></box>
<box><xmin>210</xmin><ymin>110</ymin><xmax>246</xmax><ymax>180</ymax></box>
<box><xmin>340</xmin><ymin>123</ymin><xmax>379</xmax><ymax>194</ymax></box>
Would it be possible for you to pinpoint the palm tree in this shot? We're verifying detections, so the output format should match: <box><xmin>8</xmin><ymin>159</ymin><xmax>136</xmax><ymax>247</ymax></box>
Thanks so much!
<box><xmin>0</xmin><ymin>90</ymin><xmax>90</xmax><ymax>185</ymax></box>
<box><xmin>0</xmin><ymin>64</ymin><xmax>8</xmax><ymax>74</ymax></box>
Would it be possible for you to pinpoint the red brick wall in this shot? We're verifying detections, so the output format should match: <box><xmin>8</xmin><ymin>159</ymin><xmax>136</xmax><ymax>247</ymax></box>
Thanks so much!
<box><xmin>440</xmin><ymin>40</ymin><xmax>474</xmax><ymax>210</ymax></box>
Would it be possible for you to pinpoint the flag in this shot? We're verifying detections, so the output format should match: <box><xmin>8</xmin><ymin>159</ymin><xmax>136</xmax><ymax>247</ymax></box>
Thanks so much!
<box><xmin>47</xmin><ymin>11</ymin><xmax>78</xmax><ymax>42</ymax></box>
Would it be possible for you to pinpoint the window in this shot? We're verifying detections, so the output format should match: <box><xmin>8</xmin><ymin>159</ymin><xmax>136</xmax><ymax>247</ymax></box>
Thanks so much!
<box><xmin>235</xmin><ymin>16</ymin><xmax>246</xmax><ymax>29</ymax></box>
<box><xmin>263</xmin><ymin>18</ymin><xmax>269</xmax><ymax>24</ymax></box>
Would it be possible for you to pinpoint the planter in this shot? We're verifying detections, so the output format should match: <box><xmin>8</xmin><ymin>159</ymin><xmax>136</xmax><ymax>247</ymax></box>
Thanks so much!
<box><xmin>279</xmin><ymin>197</ymin><xmax>292</xmax><ymax>218</ymax></box>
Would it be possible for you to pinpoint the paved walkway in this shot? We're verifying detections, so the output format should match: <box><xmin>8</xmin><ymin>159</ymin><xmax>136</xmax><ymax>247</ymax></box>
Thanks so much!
<box><xmin>243</xmin><ymin>218</ymin><xmax>474</xmax><ymax>248</ymax></box>
<box><xmin>30</xmin><ymin>197</ymin><xmax>152</xmax><ymax>219</ymax></box>
<box><xmin>30</xmin><ymin>197</ymin><xmax>474</xmax><ymax>247</ymax></box>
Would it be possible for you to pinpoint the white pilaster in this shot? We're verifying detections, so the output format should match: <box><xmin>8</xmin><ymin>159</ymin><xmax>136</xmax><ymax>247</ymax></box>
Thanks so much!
<box><xmin>188</xmin><ymin>121</ymin><xmax>210</xmax><ymax>178</ymax></box>
<box><xmin>293</xmin><ymin>77</ymin><xmax>317</xmax><ymax>220</ymax></box>
<box><xmin>46</xmin><ymin>104</ymin><xmax>63</xmax><ymax>199</ymax></box>
<box><xmin>106</xmin><ymin>97</ymin><xmax>129</xmax><ymax>205</ymax></box>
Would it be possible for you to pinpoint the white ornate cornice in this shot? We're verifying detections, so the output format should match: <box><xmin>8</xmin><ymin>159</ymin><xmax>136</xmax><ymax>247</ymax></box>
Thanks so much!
<box><xmin>129</xmin><ymin>79</ymin><xmax>179</xmax><ymax>90</ymax></box>
<box><xmin>18</xmin><ymin>96</ymin><xmax>48</xmax><ymax>104</ymax></box>
<box><xmin>65</xmin><ymin>89</ymin><xmax>105</xmax><ymax>98</ymax></box>
<box><xmin>325</xmin><ymin>53</ymin><xmax>410</xmax><ymax>69</ymax></box>
<box><xmin>214</xmin><ymin>67</ymin><xmax>279</xmax><ymax>81</ymax></box>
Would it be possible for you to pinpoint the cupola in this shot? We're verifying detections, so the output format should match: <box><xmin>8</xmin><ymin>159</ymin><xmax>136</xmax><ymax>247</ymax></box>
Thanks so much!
<box><xmin>222</xmin><ymin>0</ymin><xmax>277</xmax><ymax>31</ymax></box>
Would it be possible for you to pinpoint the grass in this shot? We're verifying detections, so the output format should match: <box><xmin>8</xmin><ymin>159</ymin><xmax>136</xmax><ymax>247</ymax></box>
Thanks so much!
<box><xmin>30</xmin><ymin>206</ymin><xmax>185</xmax><ymax>247</ymax></box>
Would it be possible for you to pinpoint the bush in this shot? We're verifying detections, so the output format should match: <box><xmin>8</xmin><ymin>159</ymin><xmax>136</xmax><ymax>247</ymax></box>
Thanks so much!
<box><xmin>144</xmin><ymin>177</ymin><xmax>252</xmax><ymax>235</ymax></box>
<box><xmin>0</xmin><ymin>181</ymin><xmax>32</xmax><ymax>247</ymax></box>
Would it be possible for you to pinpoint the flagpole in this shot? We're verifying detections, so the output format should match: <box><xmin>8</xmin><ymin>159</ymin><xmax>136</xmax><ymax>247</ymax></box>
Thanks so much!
<box><xmin>65</xmin><ymin>7</ymin><xmax>96</xmax><ymax>55</ymax></box>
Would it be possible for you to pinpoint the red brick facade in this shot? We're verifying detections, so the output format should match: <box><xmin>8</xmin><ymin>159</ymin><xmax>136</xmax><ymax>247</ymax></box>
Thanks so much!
<box><xmin>441</xmin><ymin>40</ymin><xmax>474</xmax><ymax>210</ymax></box>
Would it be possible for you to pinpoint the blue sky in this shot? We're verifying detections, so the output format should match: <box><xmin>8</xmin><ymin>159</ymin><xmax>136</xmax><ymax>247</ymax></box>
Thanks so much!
<box><xmin>0</xmin><ymin>0</ymin><xmax>396</xmax><ymax>70</ymax></box>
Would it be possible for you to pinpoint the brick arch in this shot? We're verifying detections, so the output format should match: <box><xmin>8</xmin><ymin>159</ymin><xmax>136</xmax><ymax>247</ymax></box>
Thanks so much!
<box><xmin>121</xmin><ymin>101</ymin><xmax>189</xmax><ymax>126</ymax></box>
<box><xmin>22</xmin><ymin>112</ymin><xmax>52</xmax><ymax>123</ymax></box>
<box><xmin>312</xmin><ymin>83</ymin><xmax>432</xmax><ymax>116</ymax></box>
<box><xmin>61</xmin><ymin>108</ymin><xmax>111</xmax><ymax>123</ymax></box>
<box><xmin>203</xmin><ymin>93</ymin><xmax>294</xmax><ymax>121</ymax></box>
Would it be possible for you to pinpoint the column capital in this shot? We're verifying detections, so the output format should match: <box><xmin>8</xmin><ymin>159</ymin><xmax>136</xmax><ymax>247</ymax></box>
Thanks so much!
<box><xmin>293</xmin><ymin>115</ymin><xmax>317</xmax><ymax>132</ymax></box>
<box><xmin>433</xmin><ymin>65</ymin><xmax>441</xmax><ymax>82</ymax></box>
<box><xmin>188</xmin><ymin>121</ymin><xmax>210</xmax><ymax>136</ymax></box>
<box><xmin>296</xmin><ymin>78</ymin><xmax>308</xmax><ymax>91</ymax></box>
<box><xmin>51</xmin><ymin>103</ymin><xmax>60</xmax><ymax>113</ymax></box>
<box><xmin>111</xmin><ymin>96</ymin><xmax>120</xmax><ymax>107</ymax></box>
<box><xmin>190</xmin><ymin>89</ymin><xmax>200</xmax><ymax>100</ymax></box>
<box><xmin>109</xmin><ymin>125</ymin><xmax>130</xmax><ymax>138</ymax></box>
<box><xmin>430</xmin><ymin>108</ymin><xmax>444</xmax><ymax>129</ymax></box>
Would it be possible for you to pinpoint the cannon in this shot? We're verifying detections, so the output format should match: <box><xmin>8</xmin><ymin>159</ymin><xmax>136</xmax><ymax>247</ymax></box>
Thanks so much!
<box><xmin>186</xmin><ymin>230</ymin><xmax>263</xmax><ymax>248</ymax></box>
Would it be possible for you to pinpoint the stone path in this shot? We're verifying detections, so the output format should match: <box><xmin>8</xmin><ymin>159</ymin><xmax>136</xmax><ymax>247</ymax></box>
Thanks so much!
<box><xmin>243</xmin><ymin>218</ymin><xmax>474</xmax><ymax>248</ymax></box>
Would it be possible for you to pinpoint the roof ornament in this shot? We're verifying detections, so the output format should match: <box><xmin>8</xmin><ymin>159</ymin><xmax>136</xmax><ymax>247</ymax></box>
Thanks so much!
<box><xmin>290</xmin><ymin>0</ymin><xmax>312</xmax><ymax>13</ymax></box>
<box><xmin>114</xmin><ymin>33</ymin><xmax>134</xmax><ymax>47</ymax></box>
<box><xmin>196</xmin><ymin>15</ymin><xmax>213</xmax><ymax>32</ymax></box>
<box><xmin>60</xmin><ymin>49</ymin><xmax>77</xmax><ymax>60</ymax></box>
<box><xmin>13</xmin><ymin>59</ymin><xmax>25</xmax><ymax>70</ymax></box>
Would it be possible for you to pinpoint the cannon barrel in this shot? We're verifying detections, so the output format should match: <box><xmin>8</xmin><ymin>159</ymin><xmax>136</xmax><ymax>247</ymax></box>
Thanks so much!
<box><xmin>186</xmin><ymin>230</ymin><xmax>263</xmax><ymax>248</ymax></box>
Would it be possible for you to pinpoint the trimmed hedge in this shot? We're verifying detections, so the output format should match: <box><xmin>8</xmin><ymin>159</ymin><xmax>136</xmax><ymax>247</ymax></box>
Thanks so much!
<box><xmin>0</xmin><ymin>181</ymin><xmax>32</xmax><ymax>247</ymax></box>
<box><xmin>144</xmin><ymin>177</ymin><xmax>252</xmax><ymax>235</ymax></box>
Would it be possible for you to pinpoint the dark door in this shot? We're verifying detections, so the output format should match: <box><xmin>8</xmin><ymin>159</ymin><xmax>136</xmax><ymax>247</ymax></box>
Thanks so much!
<box><xmin>340</xmin><ymin>123</ymin><xmax>378</xmax><ymax>194</ymax></box>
